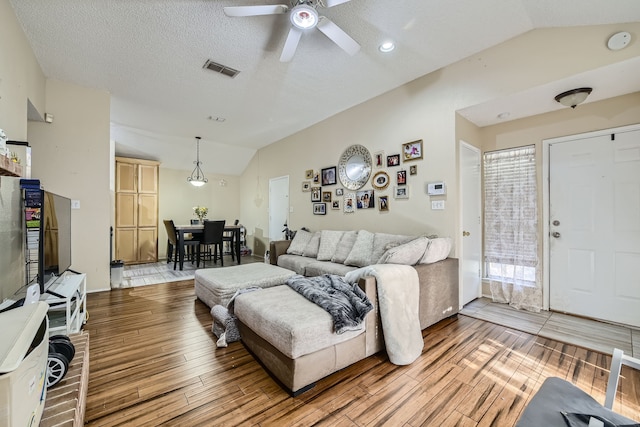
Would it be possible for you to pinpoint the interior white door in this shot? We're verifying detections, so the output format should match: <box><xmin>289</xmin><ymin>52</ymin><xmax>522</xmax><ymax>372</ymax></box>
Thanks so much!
<box><xmin>459</xmin><ymin>142</ymin><xmax>482</xmax><ymax>307</ymax></box>
<box><xmin>549</xmin><ymin>129</ymin><xmax>640</xmax><ymax>327</ymax></box>
<box><xmin>269</xmin><ymin>176</ymin><xmax>289</xmax><ymax>241</ymax></box>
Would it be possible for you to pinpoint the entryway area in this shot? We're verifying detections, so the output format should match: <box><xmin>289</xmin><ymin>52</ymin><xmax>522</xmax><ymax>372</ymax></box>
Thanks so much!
<box><xmin>460</xmin><ymin>297</ymin><xmax>640</xmax><ymax>357</ymax></box>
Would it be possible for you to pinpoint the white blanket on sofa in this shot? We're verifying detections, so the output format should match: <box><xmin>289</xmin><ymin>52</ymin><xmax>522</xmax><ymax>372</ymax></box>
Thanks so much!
<box><xmin>345</xmin><ymin>264</ymin><xmax>423</xmax><ymax>365</ymax></box>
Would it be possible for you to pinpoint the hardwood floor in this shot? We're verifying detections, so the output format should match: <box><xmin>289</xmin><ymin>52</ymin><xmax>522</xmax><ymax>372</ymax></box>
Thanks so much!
<box><xmin>84</xmin><ymin>280</ymin><xmax>640</xmax><ymax>426</ymax></box>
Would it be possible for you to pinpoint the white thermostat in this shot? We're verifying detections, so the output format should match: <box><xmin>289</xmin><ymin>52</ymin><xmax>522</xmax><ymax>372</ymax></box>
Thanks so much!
<box><xmin>427</xmin><ymin>181</ymin><xmax>446</xmax><ymax>195</ymax></box>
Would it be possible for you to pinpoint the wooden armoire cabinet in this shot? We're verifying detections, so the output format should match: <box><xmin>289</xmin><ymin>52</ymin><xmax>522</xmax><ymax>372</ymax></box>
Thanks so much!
<box><xmin>115</xmin><ymin>157</ymin><xmax>159</xmax><ymax>264</ymax></box>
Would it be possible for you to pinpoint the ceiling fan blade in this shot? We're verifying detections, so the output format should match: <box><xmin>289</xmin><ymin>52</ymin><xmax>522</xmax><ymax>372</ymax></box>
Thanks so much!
<box><xmin>316</xmin><ymin>16</ymin><xmax>360</xmax><ymax>56</ymax></box>
<box><xmin>223</xmin><ymin>5</ymin><xmax>289</xmax><ymax>17</ymax></box>
<box><xmin>324</xmin><ymin>0</ymin><xmax>351</xmax><ymax>7</ymax></box>
<box><xmin>280</xmin><ymin>27</ymin><xmax>302</xmax><ymax>62</ymax></box>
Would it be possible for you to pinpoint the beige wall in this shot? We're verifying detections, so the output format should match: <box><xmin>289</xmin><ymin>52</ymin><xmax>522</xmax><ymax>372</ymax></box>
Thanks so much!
<box><xmin>0</xmin><ymin>0</ymin><xmax>46</xmax><ymax>139</ymax></box>
<box><xmin>158</xmin><ymin>168</ymin><xmax>240</xmax><ymax>259</ymax></box>
<box><xmin>28</xmin><ymin>80</ymin><xmax>111</xmax><ymax>292</ymax></box>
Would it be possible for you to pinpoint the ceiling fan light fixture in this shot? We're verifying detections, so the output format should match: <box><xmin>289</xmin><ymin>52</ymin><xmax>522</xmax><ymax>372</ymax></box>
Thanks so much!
<box><xmin>188</xmin><ymin>136</ymin><xmax>208</xmax><ymax>187</ymax></box>
<box><xmin>290</xmin><ymin>4</ymin><xmax>318</xmax><ymax>29</ymax></box>
<box><xmin>554</xmin><ymin>87</ymin><xmax>593</xmax><ymax>109</ymax></box>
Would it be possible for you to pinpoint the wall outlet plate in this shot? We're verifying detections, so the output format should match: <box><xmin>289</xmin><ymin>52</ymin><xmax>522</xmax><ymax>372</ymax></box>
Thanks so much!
<box><xmin>431</xmin><ymin>200</ymin><xmax>445</xmax><ymax>210</ymax></box>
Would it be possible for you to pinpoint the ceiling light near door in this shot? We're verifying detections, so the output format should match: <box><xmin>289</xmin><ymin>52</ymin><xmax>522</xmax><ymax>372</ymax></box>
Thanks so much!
<box><xmin>554</xmin><ymin>87</ymin><xmax>593</xmax><ymax>109</ymax></box>
<box><xmin>188</xmin><ymin>136</ymin><xmax>208</xmax><ymax>187</ymax></box>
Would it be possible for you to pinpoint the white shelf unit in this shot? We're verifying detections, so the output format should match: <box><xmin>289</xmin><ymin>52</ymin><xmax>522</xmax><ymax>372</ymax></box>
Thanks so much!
<box><xmin>41</xmin><ymin>272</ymin><xmax>87</xmax><ymax>335</ymax></box>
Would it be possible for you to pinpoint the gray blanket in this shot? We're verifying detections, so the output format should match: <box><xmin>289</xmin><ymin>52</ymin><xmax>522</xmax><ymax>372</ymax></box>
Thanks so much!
<box><xmin>286</xmin><ymin>274</ymin><xmax>373</xmax><ymax>334</ymax></box>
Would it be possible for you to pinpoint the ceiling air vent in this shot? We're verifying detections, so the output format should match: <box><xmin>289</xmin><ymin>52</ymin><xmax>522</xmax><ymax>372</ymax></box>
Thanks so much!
<box><xmin>203</xmin><ymin>60</ymin><xmax>240</xmax><ymax>78</ymax></box>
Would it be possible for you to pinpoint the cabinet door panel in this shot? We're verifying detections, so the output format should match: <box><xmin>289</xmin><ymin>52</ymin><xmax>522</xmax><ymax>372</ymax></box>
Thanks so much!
<box><xmin>138</xmin><ymin>164</ymin><xmax>158</xmax><ymax>193</ymax></box>
<box><xmin>138</xmin><ymin>228</ymin><xmax>158</xmax><ymax>262</ymax></box>
<box><xmin>116</xmin><ymin>162</ymin><xmax>137</xmax><ymax>193</ymax></box>
<box><xmin>116</xmin><ymin>193</ymin><xmax>137</xmax><ymax>227</ymax></box>
<box><xmin>115</xmin><ymin>228</ymin><xmax>138</xmax><ymax>263</ymax></box>
<box><xmin>138</xmin><ymin>194</ymin><xmax>157</xmax><ymax>227</ymax></box>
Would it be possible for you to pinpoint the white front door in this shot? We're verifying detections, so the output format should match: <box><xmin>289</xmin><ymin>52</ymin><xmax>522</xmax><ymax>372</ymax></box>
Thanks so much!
<box><xmin>459</xmin><ymin>141</ymin><xmax>482</xmax><ymax>307</ymax></box>
<box><xmin>269</xmin><ymin>176</ymin><xmax>289</xmax><ymax>241</ymax></box>
<box><xmin>549</xmin><ymin>128</ymin><xmax>640</xmax><ymax>327</ymax></box>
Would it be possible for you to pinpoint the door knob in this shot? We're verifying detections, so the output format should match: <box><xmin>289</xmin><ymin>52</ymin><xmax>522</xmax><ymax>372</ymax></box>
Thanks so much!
<box><xmin>552</xmin><ymin>231</ymin><xmax>561</xmax><ymax>238</ymax></box>
<box><xmin>463</xmin><ymin>231</ymin><xmax>470</xmax><ymax>237</ymax></box>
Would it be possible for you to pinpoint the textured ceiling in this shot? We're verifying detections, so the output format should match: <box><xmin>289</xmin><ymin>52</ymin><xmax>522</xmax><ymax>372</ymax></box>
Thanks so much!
<box><xmin>9</xmin><ymin>0</ymin><xmax>640</xmax><ymax>175</ymax></box>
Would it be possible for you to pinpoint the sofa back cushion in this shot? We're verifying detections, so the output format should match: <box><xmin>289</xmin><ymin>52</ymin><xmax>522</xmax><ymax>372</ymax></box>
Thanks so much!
<box><xmin>419</xmin><ymin>237</ymin><xmax>453</xmax><ymax>264</ymax></box>
<box><xmin>331</xmin><ymin>230</ymin><xmax>358</xmax><ymax>264</ymax></box>
<box><xmin>371</xmin><ymin>233</ymin><xmax>415</xmax><ymax>264</ymax></box>
<box><xmin>286</xmin><ymin>229</ymin><xmax>313</xmax><ymax>255</ymax></box>
<box><xmin>317</xmin><ymin>230</ymin><xmax>345</xmax><ymax>261</ymax></box>
<box><xmin>378</xmin><ymin>236</ymin><xmax>429</xmax><ymax>265</ymax></box>
<box><xmin>302</xmin><ymin>231</ymin><xmax>322</xmax><ymax>258</ymax></box>
<box><xmin>344</xmin><ymin>230</ymin><xmax>375</xmax><ymax>267</ymax></box>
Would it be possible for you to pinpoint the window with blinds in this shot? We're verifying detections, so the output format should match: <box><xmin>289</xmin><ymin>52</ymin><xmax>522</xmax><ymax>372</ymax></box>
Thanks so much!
<box><xmin>483</xmin><ymin>145</ymin><xmax>538</xmax><ymax>285</ymax></box>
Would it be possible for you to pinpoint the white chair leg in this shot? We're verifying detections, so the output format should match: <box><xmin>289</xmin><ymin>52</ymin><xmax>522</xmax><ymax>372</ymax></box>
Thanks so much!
<box><xmin>604</xmin><ymin>348</ymin><xmax>624</xmax><ymax>409</ymax></box>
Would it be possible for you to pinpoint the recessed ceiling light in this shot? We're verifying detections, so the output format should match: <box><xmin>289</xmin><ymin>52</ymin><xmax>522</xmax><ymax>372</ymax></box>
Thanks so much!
<box><xmin>379</xmin><ymin>41</ymin><xmax>395</xmax><ymax>53</ymax></box>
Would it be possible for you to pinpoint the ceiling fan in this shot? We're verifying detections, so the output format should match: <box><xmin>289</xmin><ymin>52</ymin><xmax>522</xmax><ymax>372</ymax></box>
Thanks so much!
<box><xmin>224</xmin><ymin>0</ymin><xmax>360</xmax><ymax>62</ymax></box>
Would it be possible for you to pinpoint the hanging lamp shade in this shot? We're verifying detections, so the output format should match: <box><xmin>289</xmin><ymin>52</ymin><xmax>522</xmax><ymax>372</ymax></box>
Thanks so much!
<box><xmin>188</xmin><ymin>136</ymin><xmax>208</xmax><ymax>187</ymax></box>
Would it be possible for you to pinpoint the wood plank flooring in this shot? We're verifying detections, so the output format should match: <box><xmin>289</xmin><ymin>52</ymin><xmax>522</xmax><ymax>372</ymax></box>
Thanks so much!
<box><xmin>84</xmin><ymin>280</ymin><xmax>640</xmax><ymax>426</ymax></box>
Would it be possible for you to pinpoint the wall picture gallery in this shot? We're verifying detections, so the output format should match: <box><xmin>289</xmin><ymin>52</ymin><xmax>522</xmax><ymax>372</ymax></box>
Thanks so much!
<box><xmin>302</xmin><ymin>140</ymin><xmax>423</xmax><ymax>215</ymax></box>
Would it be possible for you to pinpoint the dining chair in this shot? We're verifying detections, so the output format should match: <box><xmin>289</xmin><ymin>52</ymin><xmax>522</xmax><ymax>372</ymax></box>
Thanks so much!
<box><xmin>200</xmin><ymin>220</ymin><xmax>226</xmax><ymax>267</ymax></box>
<box><xmin>223</xmin><ymin>219</ymin><xmax>239</xmax><ymax>261</ymax></box>
<box><xmin>163</xmin><ymin>219</ymin><xmax>201</xmax><ymax>270</ymax></box>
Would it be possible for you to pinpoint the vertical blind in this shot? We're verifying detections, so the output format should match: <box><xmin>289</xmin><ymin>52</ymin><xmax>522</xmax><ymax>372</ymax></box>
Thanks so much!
<box><xmin>483</xmin><ymin>145</ymin><xmax>538</xmax><ymax>268</ymax></box>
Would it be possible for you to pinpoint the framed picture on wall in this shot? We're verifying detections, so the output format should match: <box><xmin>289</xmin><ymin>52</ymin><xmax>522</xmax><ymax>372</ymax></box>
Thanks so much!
<box><xmin>302</xmin><ymin>181</ymin><xmax>311</xmax><ymax>191</ymax></box>
<box><xmin>322</xmin><ymin>191</ymin><xmax>332</xmax><ymax>202</ymax></box>
<box><xmin>311</xmin><ymin>186</ymin><xmax>321</xmax><ymax>201</ymax></box>
<box><xmin>379</xmin><ymin>195</ymin><xmax>389</xmax><ymax>211</ymax></box>
<box><xmin>356</xmin><ymin>190</ymin><xmax>375</xmax><ymax>209</ymax></box>
<box><xmin>402</xmin><ymin>140</ymin><xmax>423</xmax><ymax>161</ymax></box>
<box><xmin>321</xmin><ymin>166</ymin><xmax>337</xmax><ymax>185</ymax></box>
<box><xmin>305</xmin><ymin>169</ymin><xmax>314</xmax><ymax>179</ymax></box>
<box><xmin>394</xmin><ymin>186</ymin><xmax>409</xmax><ymax>199</ymax></box>
<box><xmin>336</xmin><ymin>188</ymin><xmax>344</xmax><ymax>196</ymax></box>
<box><xmin>332</xmin><ymin>200</ymin><xmax>340</xmax><ymax>210</ymax></box>
<box><xmin>313</xmin><ymin>203</ymin><xmax>326</xmax><ymax>215</ymax></box>
<box><xmin>387</xmin><ymin>154</ymin><xmax>400</xmax><ymax>167</ymax></box>
<box><xmin>397</xmin><ymin>169</ymin><xmax>407</xmax><ymax>185</ymax></box>
<box><xmin>374</xmin><ymin>151</ymin><xmax>385</xmax><ymax>169</ymax></box>
<box><xmin>344</xmin><ymin>193</ymin><xmax>355</xmax><ymax>213</ymax></box>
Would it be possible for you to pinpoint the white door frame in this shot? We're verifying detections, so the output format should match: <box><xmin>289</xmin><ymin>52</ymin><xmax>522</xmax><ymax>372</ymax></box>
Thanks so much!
<box><xmin>541</xmin><ymin>123</ymin><xmax>640</xmax><ymax>311</ymax></box>
<box><xmin>268</xmin><ymin>175</ymin><xmax>290</xmax><ymax>241</ymax></box>
<box><xmin>458</xmin><ymin>140</ymin><xmax>482</xmax><ymax>308</ymax></box>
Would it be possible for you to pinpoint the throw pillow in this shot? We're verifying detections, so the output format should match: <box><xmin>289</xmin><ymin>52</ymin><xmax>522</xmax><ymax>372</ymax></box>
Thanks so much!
<box><xmin>419</xmin><ymin>237</ymin><xmax>453</xmax><ymax>264</ymax></box>
<box><xmin>302</xmin><ymin>231</ymin><xmax>322</xmax><ymax>258</ymax></box>
<box><xmin>371</xmin><ymin>233</ymin><xmax>414</xmax><ymax>263</ymax></box>
<box><xmin>344</xmin><ymin>230</ymin><xmax>375</xmax><ymax>267</ymax></box>
<box><xmin>331</xmin><ymin>230</ymin><xmax>359</xmax><ymax>264</ymax></box>
<box><xmin>286</xmin><ymin>229</ymin><xmax>312</xmax><ymax>255</ymax></box>
<box><xmin>317</xmin><ymin>230</ymin><xmax>345</xmax><ymax>261</ymax></box>
<box><xmin>378</xmin><ymin>237</ymin><xmax>429</xmax><ymax>265</ymax></box>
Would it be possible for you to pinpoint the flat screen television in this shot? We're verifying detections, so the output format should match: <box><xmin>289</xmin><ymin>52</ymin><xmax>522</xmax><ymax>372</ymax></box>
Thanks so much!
<box><xmin>39</xmin><ymin>191</ymin><xmax>72</xmax><ymax>293</ymax></box>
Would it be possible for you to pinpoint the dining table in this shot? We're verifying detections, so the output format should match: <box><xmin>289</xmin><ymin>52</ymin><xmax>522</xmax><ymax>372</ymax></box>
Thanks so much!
<box><xmin>174</xmin><ymin>224</ymin><xmax>242</xmax><ymax>271</ymax></box>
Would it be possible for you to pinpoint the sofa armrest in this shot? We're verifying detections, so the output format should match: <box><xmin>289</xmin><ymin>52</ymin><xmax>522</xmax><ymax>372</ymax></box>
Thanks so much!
<box><xmin>269</xmin><ymin>240</ymin><xmax>292</xmax><ymax>265</ymax></box>
<box><xmin>358</xmin><ymin>276</ymin><xmax>384</xmax><ymax>357</ymax></box>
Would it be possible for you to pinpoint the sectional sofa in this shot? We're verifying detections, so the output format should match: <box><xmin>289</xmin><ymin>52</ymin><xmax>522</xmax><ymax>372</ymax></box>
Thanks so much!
<box><xmin>230</xmin><ymin>229</ymin><xmax>459</xmax><ymax>394</ymax></box>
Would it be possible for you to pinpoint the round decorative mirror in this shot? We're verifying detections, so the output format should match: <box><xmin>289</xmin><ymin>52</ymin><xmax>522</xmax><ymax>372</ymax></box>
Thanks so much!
<box><xmin>338</xmin><ymin>145</ymin><xmax>372</xmax><ymax>190</ymax></box>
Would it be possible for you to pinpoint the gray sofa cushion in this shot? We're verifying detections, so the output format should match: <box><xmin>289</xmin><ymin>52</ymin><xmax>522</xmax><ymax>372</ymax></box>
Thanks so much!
<box><xmin>371</xmin><ymin>233</ymin><xmax>414</xmax><ymax>263</ymax></box>
<box><xmin>286</xmin><ymin>229</ymin><xmax>313</xmax><ymax>255</ymax></box>
<box><xmin>317</xmin><ymin>230</ymin><xmax>344</xmax><ymax>261</ymax></box>
<box><xmin>234</xmin><ymin>285</ymin><xmax>364</xmax><ymax>359</ymax></box>
<box><xmin>419</xmin><ymin>237</ymin><xmax>453</xmax><ymax>264</ymax></box>
<box><xmin>344</xmin><ymin>230</ymin><xmax>375</xmax><ymax>267</ymax></box>
<box><xmin>305</xmin><ymin>261</ymin><xmax>358</xmax><ymax>277</ymax></box>
<box><xmin>331</xmin><ymin>230</ymin><xmax>358</xmax><ymax>264</ymax></box>
<box><xmin>277</xmin><ymin>254</ymin><xmax>318</xmax><ymax>275</ymax></box>
<box><xmin>303</xmin><ymin>231</ymin><xmax>322</xmax><ymax>258</ymax></box>
<box><xmin>378</xmin><ymin>237</ymin><xmax>429</xmax><ymax>265</ymax></box>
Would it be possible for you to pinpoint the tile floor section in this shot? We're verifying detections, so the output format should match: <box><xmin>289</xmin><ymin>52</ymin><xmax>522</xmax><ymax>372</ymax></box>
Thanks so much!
<box><xmin>461</xmin><ymin>297</ymin><xmax>639</xmax><ymax>357</ymax></box>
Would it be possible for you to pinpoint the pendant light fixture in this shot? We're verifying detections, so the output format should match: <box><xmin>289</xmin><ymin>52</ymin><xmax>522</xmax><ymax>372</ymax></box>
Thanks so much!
<box><xmin>188</xmin><ymin>136</ymin><xmax>208</xmax><ymax>187</ymax></box>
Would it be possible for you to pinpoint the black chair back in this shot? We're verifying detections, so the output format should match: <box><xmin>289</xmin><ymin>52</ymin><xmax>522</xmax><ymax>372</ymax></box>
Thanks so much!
<box><xmin>202</xmin><ymin>220</ymin><xmax>226</xmax><ymax>245</ymax></box>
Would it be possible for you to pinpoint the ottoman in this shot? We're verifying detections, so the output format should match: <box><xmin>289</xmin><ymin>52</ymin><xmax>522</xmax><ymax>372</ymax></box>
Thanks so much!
<box><xmin>194</xmin><ymin>263</ymin><xmax>296</xmax><ymax>308</ymax></box>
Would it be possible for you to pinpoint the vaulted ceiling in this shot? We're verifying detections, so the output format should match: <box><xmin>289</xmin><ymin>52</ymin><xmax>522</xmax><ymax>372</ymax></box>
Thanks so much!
<box><xmin>9</xmin><ymin>0</ymin><xmax>640</xmax><ymax>175</ymax></box>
